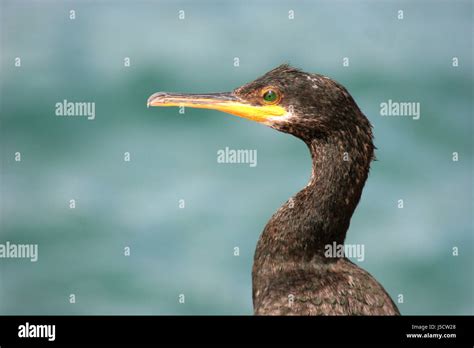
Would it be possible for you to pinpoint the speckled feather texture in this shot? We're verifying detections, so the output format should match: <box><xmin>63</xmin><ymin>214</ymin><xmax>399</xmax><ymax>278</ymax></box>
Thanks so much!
<box><xmin>253</xmin><ymin>258</ymin><xmax>400</xmax><ymax>315</ymax></box>
<box><xmin>241</xmin><ymin>65</ymin><xmax>400</xmax><ymax>315</ymax></box>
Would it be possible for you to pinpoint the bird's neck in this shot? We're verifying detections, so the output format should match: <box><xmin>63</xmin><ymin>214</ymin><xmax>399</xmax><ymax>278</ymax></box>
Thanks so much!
<box><xmin>304</xmin><ymin>135</ymin><xmax>372</xmax><ymax>247</ymax></box>
<box><xmin>254</xmin><ymin>132</ymin><xmax>374</xmax><ymax>266</ymax></box>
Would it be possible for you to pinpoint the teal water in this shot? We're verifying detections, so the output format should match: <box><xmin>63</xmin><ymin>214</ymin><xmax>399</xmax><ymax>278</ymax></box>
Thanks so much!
<box><xmin>0</xmin><ymin>0</ymin><xmax>472</xmax><ymax>314</ymax></box>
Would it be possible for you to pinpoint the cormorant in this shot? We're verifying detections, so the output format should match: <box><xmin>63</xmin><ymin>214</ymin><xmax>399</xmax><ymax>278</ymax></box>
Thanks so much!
<box><xmin>148</xmin><ymin>64</ymin><xmax>400</xmax><ymax>315</ymax></box>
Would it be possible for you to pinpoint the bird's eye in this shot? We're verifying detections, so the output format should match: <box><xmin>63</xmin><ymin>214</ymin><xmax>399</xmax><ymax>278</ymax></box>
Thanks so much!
<box><xmin>262</xmin><ymin>88</ymin><xmax>280</xmax><ymax>104</ymax></box>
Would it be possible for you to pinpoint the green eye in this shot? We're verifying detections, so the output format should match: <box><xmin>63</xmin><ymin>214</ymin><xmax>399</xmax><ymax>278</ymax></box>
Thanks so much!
<box><xmin>262</xmin><ymin>89</ymin><xmax>279</xmax><ymax>104</ymax></box>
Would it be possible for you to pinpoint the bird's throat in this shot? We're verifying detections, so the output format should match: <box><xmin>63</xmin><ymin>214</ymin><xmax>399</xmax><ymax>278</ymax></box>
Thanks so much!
<box><xmin>254</xmin><ymin>131</ymin><xmax>374</xmax><ymax>265</ymax></box>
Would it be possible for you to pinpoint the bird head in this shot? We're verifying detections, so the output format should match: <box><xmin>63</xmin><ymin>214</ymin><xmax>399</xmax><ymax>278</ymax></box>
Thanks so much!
<box><xmin>148</xmin><ymin>64</ymin><xmax>369</xmax><ymax>142</ymax></box>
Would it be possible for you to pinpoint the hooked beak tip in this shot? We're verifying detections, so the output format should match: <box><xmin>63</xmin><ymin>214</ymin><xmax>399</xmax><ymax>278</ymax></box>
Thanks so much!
<box><xmin>147</xmin><ymin>92</ymin><xmax>168</xmax><ymax>107</ymax></box>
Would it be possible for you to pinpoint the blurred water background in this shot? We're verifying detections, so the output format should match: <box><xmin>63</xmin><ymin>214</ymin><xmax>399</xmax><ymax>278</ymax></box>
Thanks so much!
<box><xmin>0</xmin><ymin>0</ymin><xmax>472</xmax><ymax>314</ymax></box>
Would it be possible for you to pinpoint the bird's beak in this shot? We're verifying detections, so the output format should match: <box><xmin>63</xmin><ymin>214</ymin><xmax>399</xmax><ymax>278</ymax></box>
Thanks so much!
<box><xmin>147</xmin><ymin>92</ymin><xmax>286</xmax><ymax>123</ymax></box>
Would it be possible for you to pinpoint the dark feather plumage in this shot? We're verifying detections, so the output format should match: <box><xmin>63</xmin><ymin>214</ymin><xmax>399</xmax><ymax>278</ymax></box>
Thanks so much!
<box><xmin>238</xmin><ymin>65</ymin><xmax>400</xmax><ymax>315</ymax></box>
